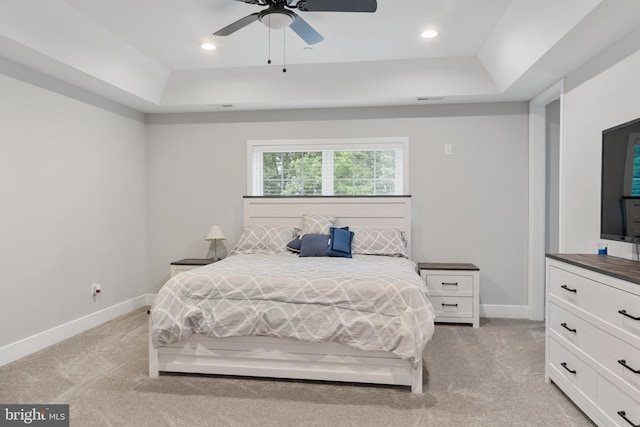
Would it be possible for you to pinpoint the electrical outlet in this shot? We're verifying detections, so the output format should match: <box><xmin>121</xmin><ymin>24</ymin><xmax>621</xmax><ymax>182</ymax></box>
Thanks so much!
<box><xmin>91</xmin><ymin>283</ymin><xmax>101</xmax><ymax>296</ymax></box>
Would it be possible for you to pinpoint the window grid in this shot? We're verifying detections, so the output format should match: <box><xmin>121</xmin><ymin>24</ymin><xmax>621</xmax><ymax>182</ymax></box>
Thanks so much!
<box><xmin>262</xmin><ymin>152</ymin><xmax>323</xmax><ymax>196</ymax></box>
<box><xmin>333</xmin><ymin>150</ymin><xmax>395</xmax><ymax>196</ymax></box>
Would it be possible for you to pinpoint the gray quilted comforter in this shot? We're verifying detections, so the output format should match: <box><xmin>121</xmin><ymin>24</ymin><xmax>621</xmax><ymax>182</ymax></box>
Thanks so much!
<box><xmin>151</xmin><ymin>253</ymin><xmax>435</xmax><ymax>365</ymax></box>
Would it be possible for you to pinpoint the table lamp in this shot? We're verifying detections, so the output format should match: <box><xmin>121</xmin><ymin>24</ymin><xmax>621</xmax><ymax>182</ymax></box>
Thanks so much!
<box><xmin>206</xmin><ymin>225</ymin><xmax>226</xmax><ymax>261</ymax></box>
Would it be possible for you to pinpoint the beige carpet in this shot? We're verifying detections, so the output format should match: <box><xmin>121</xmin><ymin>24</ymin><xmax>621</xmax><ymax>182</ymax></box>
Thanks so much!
<box><xmin>0</xmin><ymin>308</ymin><xmax>594</xmax><ymax>426</ymax></box>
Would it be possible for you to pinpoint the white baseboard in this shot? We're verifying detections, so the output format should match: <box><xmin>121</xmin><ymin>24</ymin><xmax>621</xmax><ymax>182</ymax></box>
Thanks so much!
<box><xmin>480</xmin><ymin>304</ymin><xmax>529</xmax><ymax>319</ymax></box>
<box><xmin>0</xmin><ymin>293</ymin><xmax>157</xmax><ymax>368</ymax></box>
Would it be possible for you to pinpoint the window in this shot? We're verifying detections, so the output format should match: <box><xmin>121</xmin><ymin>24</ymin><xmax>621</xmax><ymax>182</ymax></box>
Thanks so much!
<box><xmin>247</xmin><ymin>138</ymin><xmax>409</xmax><ymax>196</ymax></box>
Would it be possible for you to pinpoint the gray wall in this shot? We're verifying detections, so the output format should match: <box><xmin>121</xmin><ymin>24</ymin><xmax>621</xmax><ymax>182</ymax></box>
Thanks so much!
<box><xmin>562</xmin><ymin>44</ymin><xmax>640</xmax><ymax>258</ymax></box>
<box><xmin>146</xmin><ymin>103</ymin><xmax>530</xmax><ymax>311</ymax></box>
<box><xmin>546</xmin><ymin>100</ymin><xmax>561</xmax><ymax>254</ymax></box>
<box><xmin>0</xmin><ymin>72</ymin><xmax>147</xmax><ymax>348</ymax></box>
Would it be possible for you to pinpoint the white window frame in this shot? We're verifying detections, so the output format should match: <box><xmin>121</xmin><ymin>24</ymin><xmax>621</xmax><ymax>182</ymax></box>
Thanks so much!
<box><xmin>246</xmin><ymin>137</ymin><xmax>410</xmax><ymax>196</ymax></box>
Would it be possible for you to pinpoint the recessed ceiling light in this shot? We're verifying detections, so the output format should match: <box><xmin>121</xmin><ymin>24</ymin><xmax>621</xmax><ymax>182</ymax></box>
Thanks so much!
<box><xmin>421</xmin><ymin>30</ymin><xmax>438</xmax><ymax>39</ymax></box>
<box><xmin>201</xmin><ymin>43</ymin><xmax>216</xmax><ymax>50</ymax></box>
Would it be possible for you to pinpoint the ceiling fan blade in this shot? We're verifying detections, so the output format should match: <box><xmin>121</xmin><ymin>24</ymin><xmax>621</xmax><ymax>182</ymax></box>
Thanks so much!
<box><xmin>296</xmin><ymin>0</ymin><xmax>377</xmax><ymax>12</ymax></box>
<box><xmin>214</xmin><ymin>12</ymin><xmax>260</xmax><ymax>36</ymax></box>
<box><xmin>289</xmin><ymin>13</ymin><xmax>324</xmax><ymax>45</ymax></box>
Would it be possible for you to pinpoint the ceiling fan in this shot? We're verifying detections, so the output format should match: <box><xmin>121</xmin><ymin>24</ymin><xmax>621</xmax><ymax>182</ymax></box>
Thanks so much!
<box><xmin>214</xmin><ymin>0</ymin><xmax>378</xmax><ymax>45</ymax></box>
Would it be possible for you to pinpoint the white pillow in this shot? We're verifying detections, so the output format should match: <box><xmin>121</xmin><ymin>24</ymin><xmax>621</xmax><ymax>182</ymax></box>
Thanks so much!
<box><xmin>231</xmin><ymin>225</ymin><xmax>297</xmax><ymax>255</ymax></box>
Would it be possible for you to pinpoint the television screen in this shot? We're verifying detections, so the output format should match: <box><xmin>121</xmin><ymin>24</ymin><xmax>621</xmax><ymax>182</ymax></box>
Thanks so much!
<box><xmin>601</xmin><ymin>117</ymin><xmax>640</xmax><ymax>243</ymax></box>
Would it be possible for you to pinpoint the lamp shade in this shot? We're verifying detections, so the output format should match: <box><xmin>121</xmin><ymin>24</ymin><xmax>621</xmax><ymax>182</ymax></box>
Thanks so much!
<box><xmin>206</xmin><ymin>225</ymin><xmax>226</xmax><ymax>241</ymax></box>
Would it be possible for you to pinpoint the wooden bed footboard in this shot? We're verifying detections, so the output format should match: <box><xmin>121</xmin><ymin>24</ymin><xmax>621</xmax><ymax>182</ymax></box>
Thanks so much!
<box><xmin>149</xmin><ymin>318</ymin><xmax>423</xmax><ymax>393</ymax></box>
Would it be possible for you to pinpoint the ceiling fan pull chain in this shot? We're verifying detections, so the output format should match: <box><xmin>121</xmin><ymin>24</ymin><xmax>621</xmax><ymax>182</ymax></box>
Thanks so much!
<box><xmin>283</xmin><ymin>30</ymin><xmax>287</xmax><ymax>73</ymax></box>
<box><xmin>267</xmin><ymin>16</ymin><xmax>272</xmax><ymax>64</ymax></box>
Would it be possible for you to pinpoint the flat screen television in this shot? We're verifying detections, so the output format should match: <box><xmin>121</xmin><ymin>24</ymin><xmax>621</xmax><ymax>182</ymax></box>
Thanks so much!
<box><xmin>601</xmin><ymin>117</ymin><xmax>640</xmax><ymax>243</ymax></box>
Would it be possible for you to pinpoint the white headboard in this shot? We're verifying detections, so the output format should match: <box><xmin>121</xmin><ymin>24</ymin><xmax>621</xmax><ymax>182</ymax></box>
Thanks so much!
<box><xmin>243</xmin><ymin>196</ymin><xmax>412</xmax><ymax>256</ymax></box>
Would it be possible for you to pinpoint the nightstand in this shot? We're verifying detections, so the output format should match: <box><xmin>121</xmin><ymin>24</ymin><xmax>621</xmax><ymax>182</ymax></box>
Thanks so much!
<box><xmin>170</xmin><ymin>258</ymin><xmax>217</xmax><ymax>277</ymax></box>
<box><xmin>418</xmin><ymin>262</ymin><xmax>480</xmax><ymax>328</ymax></box>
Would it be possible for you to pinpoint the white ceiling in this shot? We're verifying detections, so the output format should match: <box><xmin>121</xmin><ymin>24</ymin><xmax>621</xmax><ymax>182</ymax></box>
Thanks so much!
<box><xmin>62</xmin><ymin>0</ymin><xmax>512</xmax><ymax>69</ymax></box>
<box><xmin>1</xmin><ymin>0</ymin><xmax>640</xmax><ymax>113</ymax></box>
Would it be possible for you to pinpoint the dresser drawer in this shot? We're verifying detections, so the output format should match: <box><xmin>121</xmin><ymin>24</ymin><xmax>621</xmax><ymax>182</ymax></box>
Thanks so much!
<box><xmin>549</xmin><ymin>302</ymin><xmax>597</xmax><ymax>358</ymax></box>
<box><xmin>421</xmin><ymin>272</ymin><xmax>473</xmax><ymax>295</ymax></box>
<box><xmin>548</xmin><ymin>337</ymin><xmax>597</xmax><ymax>407</ymax></box>
<box><xmin>430</xmin><ymin>296</ymin><xmax>473</xmax><ymax>319</ymax></box>
<box><xmin>548</xmin><ymin>266</ymin><xmax>599</xmax><ymax>314</ymax></box>
<box><xmin>597</xmin><ymin>375</ymin><xmax>640</xmax><ymax>427</ymax></box>
<box><xmin>598</xmin><ymin>330</ymin><xmax>640</xmax><ymax>394</ymax></box>
<box><xmin>595</xmin><ymin>284</ymin><xmax>640</xmax><ymax>342</ymax></box>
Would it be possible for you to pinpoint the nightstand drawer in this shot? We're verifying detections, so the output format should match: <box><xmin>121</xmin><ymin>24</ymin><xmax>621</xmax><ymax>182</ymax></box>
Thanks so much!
<box><xmin>421</xmin><ymin>273</ymin><xmax>473</xmax><ymax>295</ymax></box>
<box><xmin>430</xmin><ymin>296</ymin><xmax>473</xmax><ymax>319</ymax></box>
<box><xmin>170</xmin><ymin>264</ymin><xmax>200</xmax><ymax>277</ymax></box>
<box><xmin>170</xmin><ymin>258</ymin><xmax>216</xmax><ymax>277</ymax></box>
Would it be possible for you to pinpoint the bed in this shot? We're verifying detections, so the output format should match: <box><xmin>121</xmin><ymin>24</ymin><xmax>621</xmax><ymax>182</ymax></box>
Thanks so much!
<box><xmin>149</xmin><ymin>196</ymin><xmax>435</xmax><ymax>393</ymax></box>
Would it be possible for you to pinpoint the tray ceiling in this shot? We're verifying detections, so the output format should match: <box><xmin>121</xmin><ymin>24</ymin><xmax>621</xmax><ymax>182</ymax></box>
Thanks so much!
<box><xmin>1</xmin><ymin>0</ymin><xmax>640</xmax><ymax>113</ymax></box>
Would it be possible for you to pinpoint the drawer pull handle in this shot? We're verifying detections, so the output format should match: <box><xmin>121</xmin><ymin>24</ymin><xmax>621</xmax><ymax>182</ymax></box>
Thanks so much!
<box><xmin>442</xmin><ymin>282</ymin><xmax>458</xmax><ymax>286</ymax></box>
<box><xmin>618</xmin><ymin>359</ymin><xmax>640</xmax><ymax>374</ymax></box>
<box><xmin>441</xmin><ymin>303</ymin><xmax>458</xmax><ymax>307</ymax></box>
<box><xmin>560</xmin><ymin>285</ymin><xmax>577</xmax><ymax>293</ymax></box>
<box><xmin>617</xmin><ymin>411</ymin><xmax>640</xmax><ymax>427</ymax></box>
<box><xmin>560</xmin><ymin>323</ymin><xmax>577</xmax><ymax>333</ymax></box>
<box><xmin>619</xmin><ymin>310</ymin><xmax>640</xmax><ymax>321</ymax></box>
<box><xmin>560</xmin><ymin>362</ymin><xmax>576</xmax><ymax>375</ymax></box>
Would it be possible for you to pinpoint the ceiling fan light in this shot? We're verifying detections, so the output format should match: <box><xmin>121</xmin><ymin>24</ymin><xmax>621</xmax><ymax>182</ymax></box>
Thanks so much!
<box><xmin>259</xmin><ymin>12</ymin><xmax>293</xmax><ymax>30</ymax></box>
<box><xmin>421</xmin><ymin>30</ymin><xmax>438</xmax><ymax>39</ymax></box>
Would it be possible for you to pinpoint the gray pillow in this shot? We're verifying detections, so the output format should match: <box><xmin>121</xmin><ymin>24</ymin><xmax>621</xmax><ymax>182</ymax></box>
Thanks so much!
<box><xmin>300</xmin><ymin>214</ymin><xmax>336</xmax><ymax>236</ymax></box>
<box><xmin>286</xmin><ymin>236</ymin><xmax>302</xmax><ymax>253</ymax></box>
<box><xmin>299</xmin><ymin>234</ymin><xmax>330</xmax><ymax>257</ymax></box>
<box><xmin>351</xmin><ymin>228</ymin><xmax>408</xmax><ymax>258</ymax></box>
<box><xmin>231</xmin><ymin>224</ymin><xmax>296</xmax><ymax>255</ymax></box>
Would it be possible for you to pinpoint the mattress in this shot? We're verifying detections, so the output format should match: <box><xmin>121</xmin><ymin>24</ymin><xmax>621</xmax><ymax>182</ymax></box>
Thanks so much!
<box><xmin>150</xmin><ymin>253</ymin><xmax>435</xmax><ymax>365</ymax></box>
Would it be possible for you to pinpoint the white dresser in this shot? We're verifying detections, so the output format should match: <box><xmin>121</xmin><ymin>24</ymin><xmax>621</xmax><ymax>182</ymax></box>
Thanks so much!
<box><xmin>546</xmin><ymin>254</ymin><xmax>640</xmax><ymax>426</ymax></box>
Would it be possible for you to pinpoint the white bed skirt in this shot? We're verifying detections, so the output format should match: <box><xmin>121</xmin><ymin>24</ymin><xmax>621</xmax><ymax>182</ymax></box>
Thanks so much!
<box><xmin>149</xmin><ymin>318</ymin><xmax>423</xmax><ymax>393</ymax></box>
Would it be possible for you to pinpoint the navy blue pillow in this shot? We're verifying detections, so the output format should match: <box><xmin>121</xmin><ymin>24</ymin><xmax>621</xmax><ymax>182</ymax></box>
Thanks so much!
<box><xmin>299</xmin><ymin>234</ymin><xmax>330</xmax><ymax>257</ymax></box>
<box><xmin>286</xmin><ymin>236</ymin><xmax>302</xmax><ymax>253</ymax></box>
<box><xmin>327</xmin><ymin>227</ymin><xmax>354</xmax><ymax>258</ymax></box>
